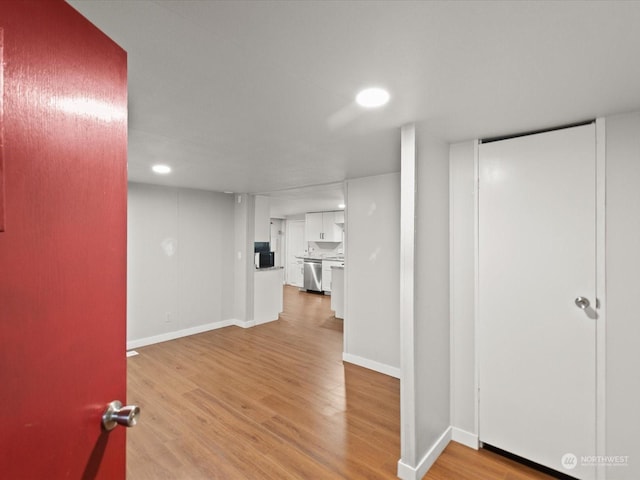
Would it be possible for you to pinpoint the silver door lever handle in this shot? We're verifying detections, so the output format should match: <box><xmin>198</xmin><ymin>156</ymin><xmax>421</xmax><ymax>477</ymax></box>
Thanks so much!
<box><xmin>102</xmin><ymin>400</ymin><xmax>140</xmax><ymax>431</ymax></box>
<box><xmin>575</xmin><ymin>296</ymin><xmax>590</xmax><ymax>310</ymax></box>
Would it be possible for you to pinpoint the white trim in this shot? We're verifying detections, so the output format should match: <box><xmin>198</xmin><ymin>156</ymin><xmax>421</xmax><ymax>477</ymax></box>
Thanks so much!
<box><xmin>397</xmin><ymin>427</ymin><xmax>452</xmax><ymax>480</ymax></box>
<box><xmin>253</xmin><ymin>317</ymin><xmax>278</xmax><ymax>327</ymax></box>
<box><xmin>342</xmin><ymin>353</ymin><xmax>401</xmax><ymax>379</ymax></box>
<box><xmin>595</xmin><ymin>117</ymin><xmax>607</xmax><ymax>480</ymax></box>
<box><xmin>342</xmin><ymin>180</ymin><xmax>349</xmax><ymax>358</ymax></box>
<box><xmin>449</xmin><ymin>145</ymin><xmax>456</xmax><ymax>430</ymax></box>
<box><xmin>399</xmin><ymin>123</ymin><xmax>417</xmax><ymax>465</ymax></box>
<box><xmin>451</xmin><ymin>427</ymin><xmax>479</xmax><ymax>450</ymax></box>
<box><xmin>126</xmin><ymin>319</ymin><xmax>235</xmax><ymax>349</ymax></box>
<box><xmin>473</xmin><ymin>139</ymin><xmax>480</xmax><ymax>438</ymax></box>
<box><xmin>233</xmin><ymin>319</ymin><xmax>256</xmax><ymax>329</ymax></box>
<box><xmin>396</xmin><ymin>460</ymin><xmax>416</xmax><ymax>480</ymax></box>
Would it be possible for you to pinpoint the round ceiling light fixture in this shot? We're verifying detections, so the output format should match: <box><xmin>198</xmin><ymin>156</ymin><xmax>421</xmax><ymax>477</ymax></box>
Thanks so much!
<box><xmin>152</xmin><ymin>164</ymin><xmax>171</xmax><ymax>174</ymax></box>
<box><xmin>355</xmin><ymin>87</ymin><xmax>390</xmax><ymax>108</ymax></box>
<box><xmin>338</xmin><ymin>204</ymin><xmax>346</xmax><ymax>209</ymax></box>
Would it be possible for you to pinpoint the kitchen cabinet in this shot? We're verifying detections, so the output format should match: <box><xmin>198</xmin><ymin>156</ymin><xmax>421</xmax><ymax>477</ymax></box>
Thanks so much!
<box><xmin>325</xmin><ymin>213</ymin><xmax>344</xmax><ymax>242</ymax></box>
<box><xmin>322</xmin><ymin>259</ymin><xmax>343</xmax><ymax>292</ymax></box>
<box><xmin>254</xmin><ymin>268</ymin><xmax>284</xmax><ymax>325</ymax></box>
<box><xmin>288</xmin><ymin>258</ymin><xmax>304</xmax><ymax>287</ymax></box>
<box><xmin>305</xmin><ymin>212</ymin><xmax>324</xmax><ymax>242</ymax></box>
<box><xmin>305</xmin><ymin>211</ymin><xmax>343</xmax><ymax>242</ymax></box>
<box><xmin>330</xmin><ymin>267</ymin><xmax>344</xmax><ymax>319</ymax></box>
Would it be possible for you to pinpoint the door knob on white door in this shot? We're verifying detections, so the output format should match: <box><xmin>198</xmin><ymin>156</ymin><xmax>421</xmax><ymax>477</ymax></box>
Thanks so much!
<box><xmin>102</xmin><ymin>400</ymin><xmax>140</xmax><ymax>431</ymax></box>
<box><xmin>574</xmin><ymin>296</ymin><xmax>590</xmax><ymax>310</ymax></box>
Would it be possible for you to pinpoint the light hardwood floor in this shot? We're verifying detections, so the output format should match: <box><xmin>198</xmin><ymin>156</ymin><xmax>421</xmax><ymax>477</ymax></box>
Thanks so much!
<box><xmin>424</xmin><ymin>442</ymin><xmax>555</xmax><ymax>480</ymax></box>
<box><xmin>127</xmin><ymin>285</ymin><xmax>555</xmax><ymax>479</ymax></box>
<box><xmin>127</xmin><ymin>286</ymin><xmax>399</xmax><ymax>479</ymax></box>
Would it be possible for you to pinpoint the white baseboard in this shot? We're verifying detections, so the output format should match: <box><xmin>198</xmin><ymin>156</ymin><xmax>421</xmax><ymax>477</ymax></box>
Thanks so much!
<box><xmin>126</xmin><ymin>317</ymin><xmax>283</xmax><ymax>349</ymax></box>
<box><xmin>253</xmin><ymin>316</ymin><xmax>279</xmax><ymax>327</ymax></box>
<box><xmin>397</xmin><ymin>426</ymin><xmax>452</xmax><ymax>480</ymax></box>
<box><xmin>451</xmin><ymin>427</ymin><xmax>479</xmax><ymax>449</ymax></box>
<box><xmin>126</xmin><ymin>319</ymin><xmax>235</xmax><ymax>349</ymax></box>
<box><xmin>342</xmin><ymin>353</ymin><xmax>401</xmax><ymax>379</ymax></box>
<box><xmin>233</xmin><ymin>319</ymin><xmax>256</xmax><ymax>329</ymax></box>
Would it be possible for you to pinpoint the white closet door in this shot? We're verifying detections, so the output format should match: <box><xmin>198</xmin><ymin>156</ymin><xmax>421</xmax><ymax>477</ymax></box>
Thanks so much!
<box><xmin>479</xmin><ymin>124</ymin><xmax>596</xmax><ymax>479</ymax></box>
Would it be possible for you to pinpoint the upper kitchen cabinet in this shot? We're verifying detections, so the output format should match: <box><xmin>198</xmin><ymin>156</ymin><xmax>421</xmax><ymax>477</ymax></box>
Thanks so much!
<box><xmin>305</xmin><ymin>212</ymin><xmax>324</xmax><ymax>242</ymax></box>
<box><xmin>305</xmin><ymin>211</ymin><xmax>343</xmax><ymax>242</ymax></box>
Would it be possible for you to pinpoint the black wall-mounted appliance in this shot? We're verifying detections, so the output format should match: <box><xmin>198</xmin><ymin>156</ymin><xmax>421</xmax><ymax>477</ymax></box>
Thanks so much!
<box><xmin>254</xmin><ymin>242</ymin><xmax>275</xmax><ymax>269</ymax></box>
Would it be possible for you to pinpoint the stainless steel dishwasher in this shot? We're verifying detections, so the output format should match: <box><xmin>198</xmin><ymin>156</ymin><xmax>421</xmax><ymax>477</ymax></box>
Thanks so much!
<box><xmin>303</xmin><ymin>258</ymin><xmax>322</xmax><ymax>292</ymax></box>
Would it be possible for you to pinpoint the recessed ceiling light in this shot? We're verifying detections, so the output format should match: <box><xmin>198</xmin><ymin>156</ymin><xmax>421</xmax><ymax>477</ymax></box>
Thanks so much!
<box><xmin>355</xmin><ymin>87</ymin><xmax>390</xmax><ymax>108</ymax></box>
<box><xmin>338</xmin><ymin>204</ymin><xmax>346</xmax><ymax>209</ymax></box>
<box><xmin>152</xmin><ymin>164</ymin><xmax>171</xmax><ymax>174</ymax></box>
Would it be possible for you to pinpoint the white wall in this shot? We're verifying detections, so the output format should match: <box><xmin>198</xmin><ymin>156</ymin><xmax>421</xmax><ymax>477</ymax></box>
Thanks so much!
<box><xmin>605</xmin><ymin>112</ymin><xmax>640</xmax><ymax>479</ymax></box>
<box><xmin>254</xmin><ymin>194</ymin><xmax>270</xmax><ymax>243</ymax></box>
<box><xmin>307</xmin><ymin>241</ymin><xmax>343</xmax><ymax>257</ymax></box>
<box><xmin>286</xmin><ymin>213</ymin><xmax>305</xmax><ymax>222</ymax></box>
<box><xmin>127</xmin><ymin>183</ymin><xmax>235</xmax><ymax>346</ymax></box>
<box><xmin>414</xmin><ymin>128</ymin><xmax>451</xmax><ymax>457</ymax></box>
<box><xmin>449</xmin><ymin>141</ymin><xmax>477</xmax><ymax>440</ymax></box>
<box><xmin>344</xmin><ymin>173</ymin><xmax>400</xmax><ymax>377</ymax></box>
<box><xmin>270</xmin><ymin>218</ymin><xmax>285</xmax><ymax>267</ymax></box>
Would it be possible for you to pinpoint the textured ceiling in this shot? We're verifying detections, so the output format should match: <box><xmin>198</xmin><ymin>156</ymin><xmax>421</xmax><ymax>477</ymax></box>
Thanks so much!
<box><xmin>69</xmin><ymin>0</ymin><xmax>640</xmax><ymax>201</ymax></box>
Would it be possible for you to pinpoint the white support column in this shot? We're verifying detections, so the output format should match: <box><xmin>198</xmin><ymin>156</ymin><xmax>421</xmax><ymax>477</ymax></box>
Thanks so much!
<box><xmin>233</xmin><ymin>193</ymin><xmax>255</xmax><ymax>326</ymax></box>
<box><xmin>595</xmin><ymin>117</ymin><xmax>606</xmax><ymax>480</ymax></box>
<box><xmin>399</xmin><ymin>123</ymin><xmax>417</xmax><ymax>472</ymax></box>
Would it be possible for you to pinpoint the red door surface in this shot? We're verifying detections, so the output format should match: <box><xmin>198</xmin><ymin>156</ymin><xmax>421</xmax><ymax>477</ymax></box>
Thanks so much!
<box><xmin>0</xmin><ymin>1</ymin><xmax>128</xmax><ymax>478</ymax></box>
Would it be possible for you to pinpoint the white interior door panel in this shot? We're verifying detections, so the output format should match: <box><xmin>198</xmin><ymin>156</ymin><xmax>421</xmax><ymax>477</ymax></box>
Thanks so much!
<box><xmin>479</xmin><ymin>124</ymin><xmax>597</xmax><ymax>480</ymax></box>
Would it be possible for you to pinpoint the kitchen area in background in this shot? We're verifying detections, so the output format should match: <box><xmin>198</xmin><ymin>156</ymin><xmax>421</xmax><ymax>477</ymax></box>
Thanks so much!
<box><xmin>255</xmin><ymin>183</ymin><xmax>346</xmax><ymax>320</ymax></box>
<box><xmin>299</xmin><ymin>216</ymin><xmax>345</xmax><ymax>321</ymax></box>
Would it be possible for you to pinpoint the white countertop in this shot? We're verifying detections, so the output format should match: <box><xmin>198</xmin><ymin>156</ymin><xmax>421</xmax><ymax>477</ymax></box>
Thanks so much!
<box><xmin>295</xmin><ymin>255</ymin><xmax>344</xmax><ymax>261</ymax></box>
<box><xmin>255</xmin><ymin>266</ymin><xmax>284</xmax><ymax>272</ymax></box>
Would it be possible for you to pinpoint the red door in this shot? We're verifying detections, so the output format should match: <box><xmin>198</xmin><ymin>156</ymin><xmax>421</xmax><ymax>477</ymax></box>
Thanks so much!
<box><xmin>0</xmin><ymin>1</ymin><xmax>128</xmax><ymax>478</ymax></box>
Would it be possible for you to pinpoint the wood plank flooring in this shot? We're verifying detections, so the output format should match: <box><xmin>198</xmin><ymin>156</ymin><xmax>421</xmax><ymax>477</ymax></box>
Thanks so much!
<box><xmin>424</xmin><ymin>442</ymin><xmax>556</xmax><ymax>480</ymax></box>
<box><xmin>127</xmin><ymin>285</ymin><xmax>556</xmax><ymax>480</ymax></box>
<box><xmin>127</xmin><ymin>286</ymin><xmax>400</xmax><ymax>479</ymax></box>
